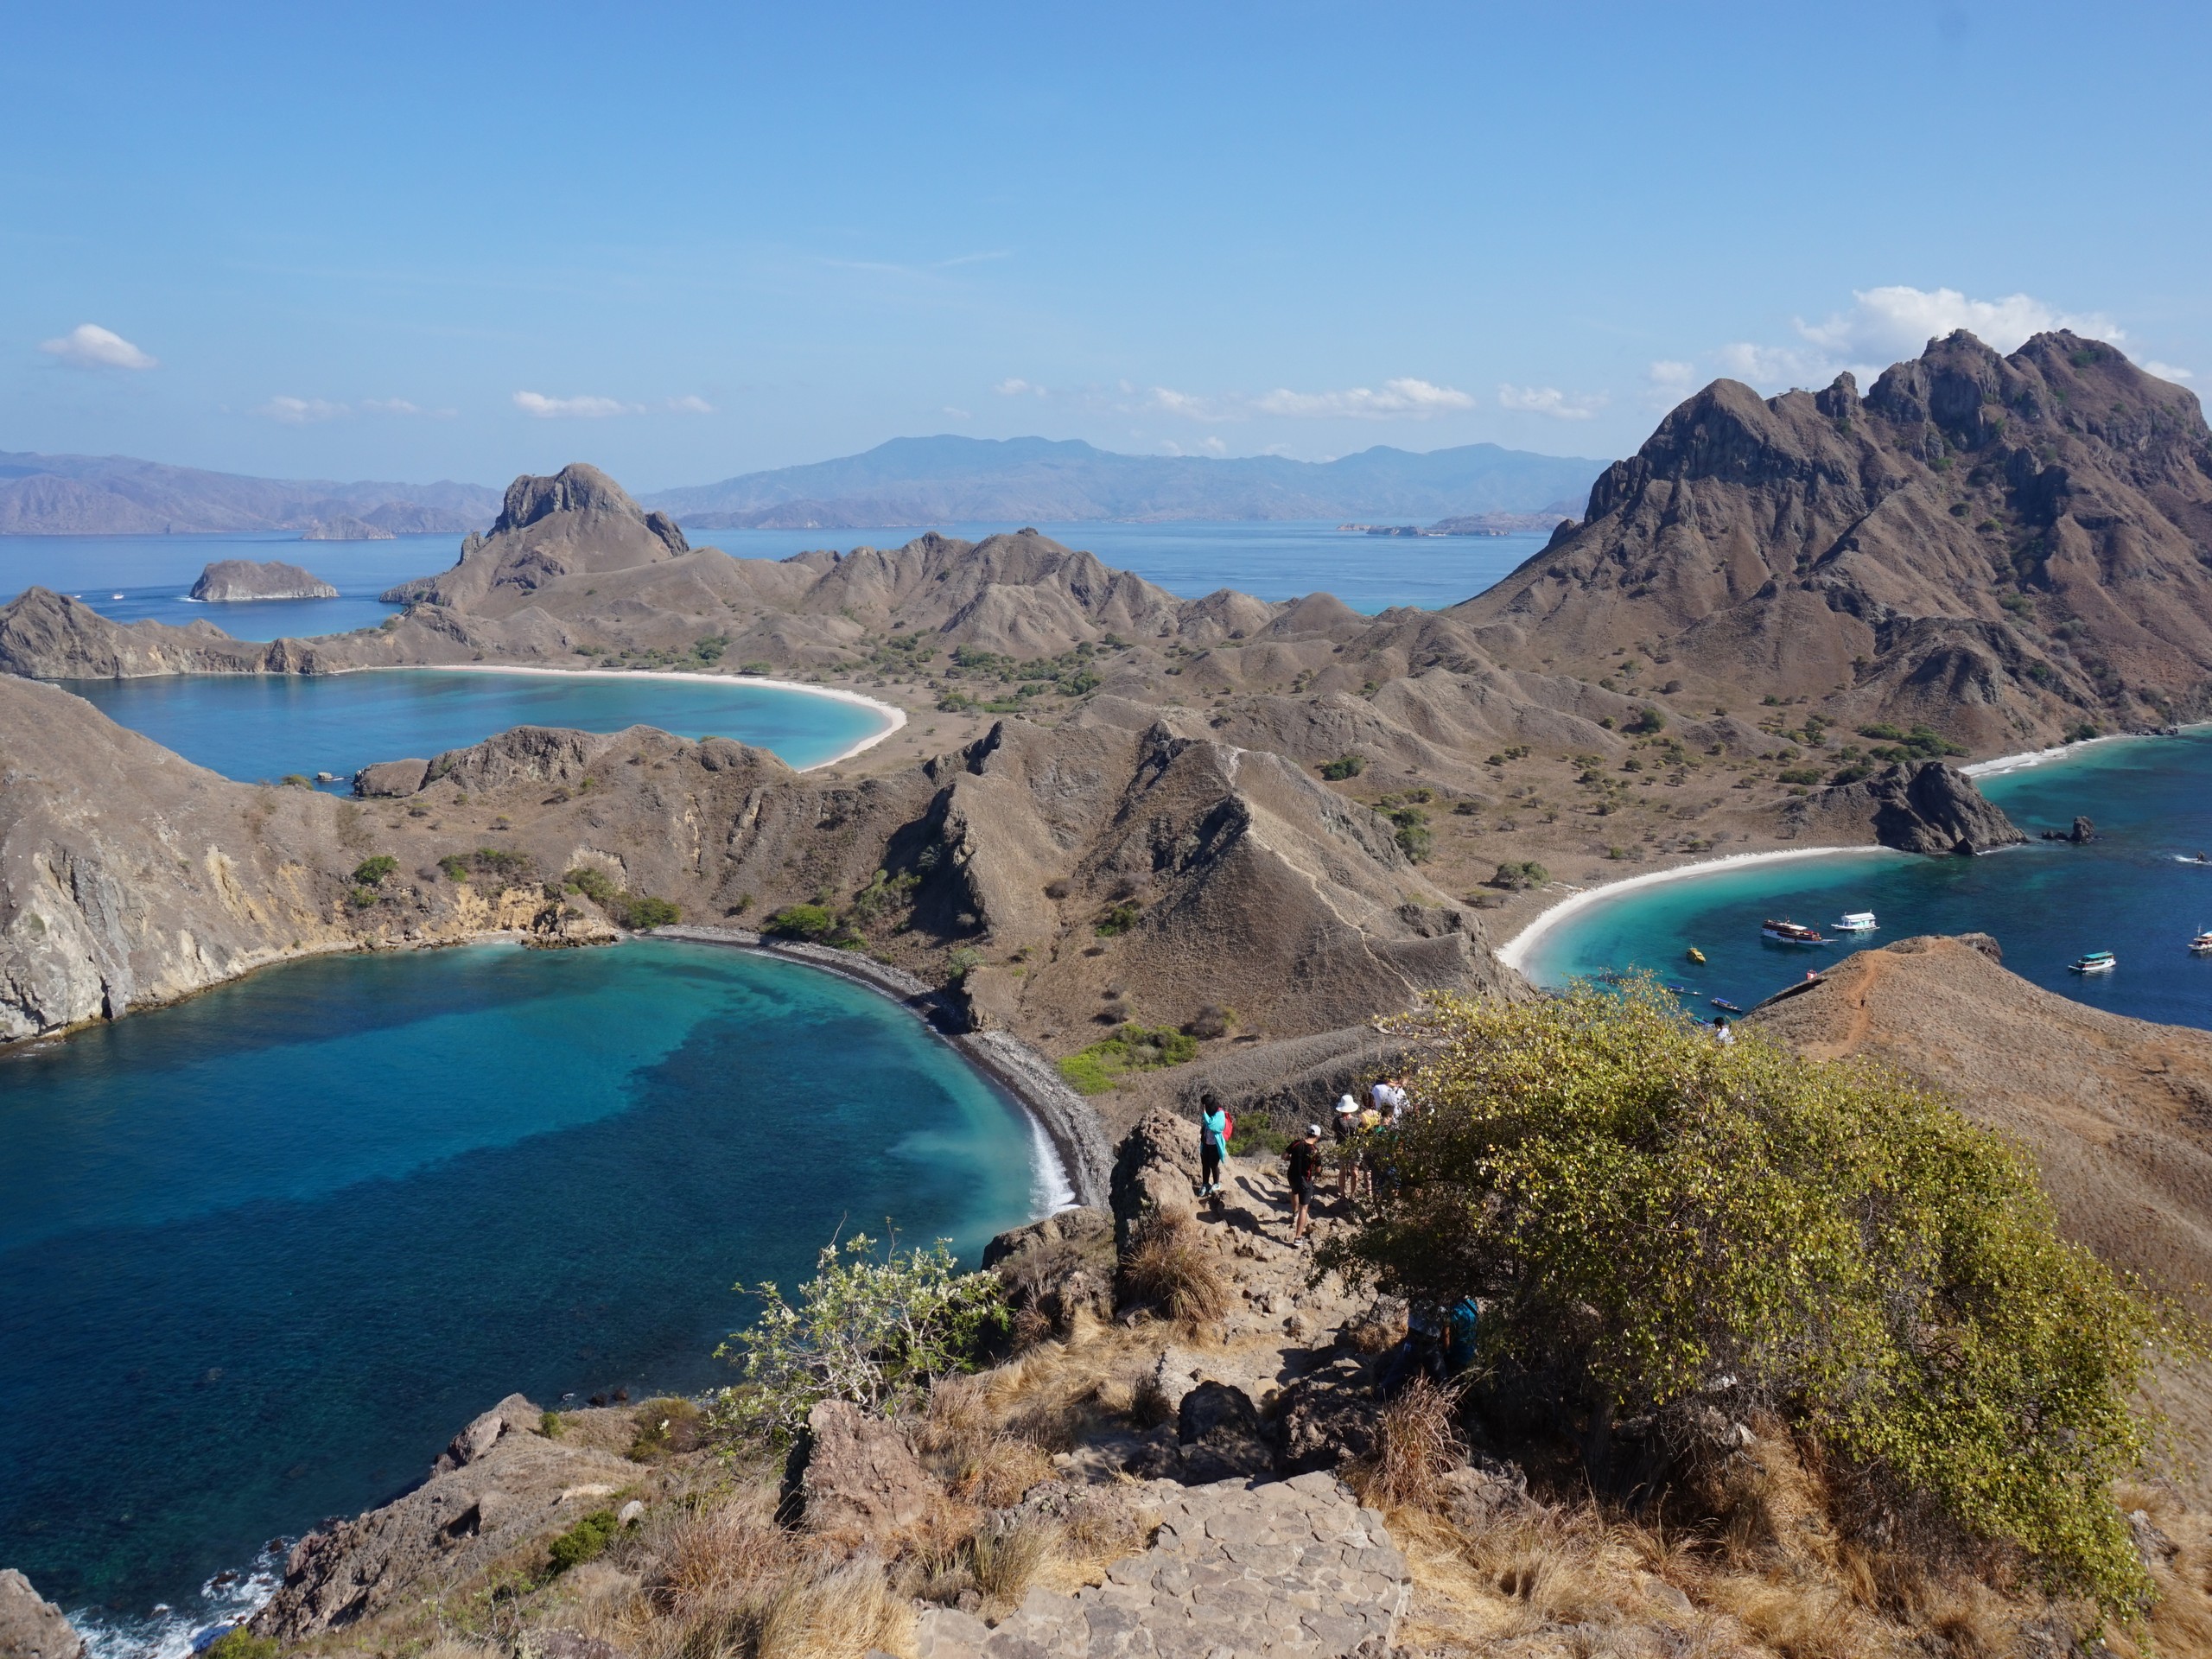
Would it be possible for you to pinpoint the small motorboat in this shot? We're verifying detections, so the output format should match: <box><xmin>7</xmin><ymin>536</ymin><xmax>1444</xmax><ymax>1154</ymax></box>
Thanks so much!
<box><xmin>1686</xmin><ymin>946</ymin><xmax>1707</xmax><ymax>964</ymax></box>
<box><xmin>2191</xmin><ymin>931</ymin><xmax>2212</xmax><ymax>956</ymax></box>
<box><xmin>1833</xmin><ymin>911</ymin><xmax>1878</xmax><ymax>933</ymax></box>
<box><xmin>1710</xmin><ymin>997</ymin><xmax>1745</xmax><ymax>1014</ymax></box>
<box><xmin>1761</xmin><ymin>918</ymin><xmax>1827</xmax><ymax>945</ymax></box>
<box><xmin>1664</xmin><ymin>982</ymin><xmax>1693</xmax><ymax>994</ymax></box>
<box><xmin>2069</xmin><ymin>950</ymin><xmax>2117</xmax><ymax>975</ymax></box>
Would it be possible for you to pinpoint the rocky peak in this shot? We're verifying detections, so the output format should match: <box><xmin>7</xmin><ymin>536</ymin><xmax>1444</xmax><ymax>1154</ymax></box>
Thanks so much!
<box><xmin>493</xmin><ymin>462</ymin><xmax>688</xmax><ymax>556</ymax></box>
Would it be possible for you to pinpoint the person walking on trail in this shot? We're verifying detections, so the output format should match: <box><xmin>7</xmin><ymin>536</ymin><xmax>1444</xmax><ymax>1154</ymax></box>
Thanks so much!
<box><xmin>1331</xmin><ymin>1094</ymin><xmax>1361</xmax><ymax>1198</ymax></box>
<box><xmin>1286</xmin><ymin>1124</ymin><xmax>1322</xmax><ymax>1240</ymax></box>
<box><xmin>1371</xmin><ymin>1075</ymin><xmax>1408</xmax><ymax>1125</ymax></box>
<box><xmin>1198</xmin><ymin>1092</ymin><xmax>1230</xmax><ymax>1198</ymax></box>
<box><xmin>1713</xmin><ymin>1016</ymin><xmax>1735</xmax><ymax>1047</ymax></box>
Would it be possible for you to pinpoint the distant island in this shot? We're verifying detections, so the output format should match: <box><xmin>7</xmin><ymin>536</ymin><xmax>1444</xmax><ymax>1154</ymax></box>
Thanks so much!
<box><xmin>302</xmin><ymin>515</ymin><xmax>396</xmax><ymax>541</ymax></box>
<box><xmin>0</xmin><ymin>449</ymin><xmax>499</xmax><ymax>537</ymax></box>
<box><xmin>188</xmin><ymin>558</ymin><xmax>340</xmax><ymax>601</ymax></box>
<box><xmin>1339</xmin><ymin>509</ymin><xmax>1573</xmax><ymax>537</ymax></box>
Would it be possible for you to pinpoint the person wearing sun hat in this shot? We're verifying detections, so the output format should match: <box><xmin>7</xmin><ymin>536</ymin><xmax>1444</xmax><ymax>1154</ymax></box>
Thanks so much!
<box><xmin>1331</xmin><ymin>1094</ymin><xmax>1361</xmax><ymax>1199</ymax></box>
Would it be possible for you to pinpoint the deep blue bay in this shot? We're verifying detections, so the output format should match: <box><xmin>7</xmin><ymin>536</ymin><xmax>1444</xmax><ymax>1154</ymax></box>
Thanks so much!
<box><xmin>1518</xmin><ymin>729</ymin><xmax>2212</xmax><ymax>1033</ymax></box>
<box><xmin>0</xmin><ymin>940</ymin><xmax>1044</xmax><ymax>1650</ymax></box>
<box><xmin>62</xmin><ymin>669</ymin><xmax>894</xmax><ymax>784</ymax></box>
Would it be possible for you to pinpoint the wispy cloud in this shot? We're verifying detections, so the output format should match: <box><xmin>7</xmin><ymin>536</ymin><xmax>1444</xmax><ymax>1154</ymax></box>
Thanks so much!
<box><xmin>942</xmin><ymin>405</ymin><xmax>973</xmax><ymax>420</ymax></box>
<box><xmin>1497</xmin><ymin>384</ymin><xmax>1608</xmax><ymax>421</ymax></box>
<box><xmin>512</xmin><ymin>391</ymin><xmax>642</xmax><ymax>418</ymax></box>
<box><xmin>359</xmin><ymin>397</ymin><xmax>456</xmax><ymax>418</ymax></box>
<box><xmin>256</xmin><ymin>396</ymin><xmax>347</xmax><ymax>424</ymax></box>
<box><xmin>1647</xmin><ymin>360</ymin><xmax>1696</xmax><ymax>391</ymax></box>
<box><xmin>40</xmin><ymin>322</ymin><xmax>157</xmax><ymax>370</ymax></box>
<box><xmin>1158</xmin><ymin>435</ymin><xmax>1229</xmax><ymax>456</ymax></box>
<box><xmin>2141</xmin><ymin>359</ymin><xmax>2194</xmax><ymax>384</ymax></box>
<box><xmin>936</xmin><ymin>249</ymin><xmax>1013</xmax><ymax>269</ymax></box>
<box><xmin>1252</xmin><ymin>378</ymin><xmax>1475</xmax><ymax>419</ymax></box>
<box><xmin>665</xmin><ymin>395</ymin><xmax>715</xmax><ymax>414</ymax></box>
<box><xmin>994</xmin><ymin>377</ymin><xmax>1047</xmax><ymax>397</ymax></box>
<box><xmin>1719</xmin><ymin>285</ymin><xmax>2126</xmax><ymax>391</ymax></box>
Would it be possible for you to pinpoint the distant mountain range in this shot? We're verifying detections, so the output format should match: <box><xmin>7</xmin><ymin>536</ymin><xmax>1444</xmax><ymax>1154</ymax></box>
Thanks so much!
<box><xmin>0</xmin><ymin>435</ymin><xmax>1605</xmax><ymax>537</ymax></box>
<box><xmin>0</xmin><ymin>451</ymin><xmax>502</xmax><ymax>537</ymax></box>
<box><xmin>639</xmin><ymin>435</ymin><xmax>1604</xmax><ymax>528</ymax></box>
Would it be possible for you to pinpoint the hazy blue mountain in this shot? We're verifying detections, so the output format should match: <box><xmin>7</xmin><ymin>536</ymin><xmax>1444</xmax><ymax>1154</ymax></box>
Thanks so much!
<box><xmin>0</xmin><ymin>450</ymin><xmax>502</xmax><ymax>536</ymax></box>
<box><xmin>643</xmin><ymin>435</ymin><xmax>1605</xmax><ymax>528</ymax></box>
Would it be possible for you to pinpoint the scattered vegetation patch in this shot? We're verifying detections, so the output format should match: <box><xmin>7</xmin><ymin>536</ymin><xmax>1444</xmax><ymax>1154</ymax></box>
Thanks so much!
<box><xmin>351</xmin><ymin>854</ymin><xmax>398</xmax><ymax>887</ymax></box>
<box><xmin>762</xmin><ymin>902</ymin><xmax>840</xmax><ymax>942</ymax></box>
<box><xmin>1856</xmin><ymin>722</ymin><xmax>1968</xmax><ymax>761</ymax></box>
<box><xmin>630</xmin><ymin>1395</ymin><xmax>706</xmax><ymax>1459</ymax></box>
<box><xmin>1318</xmin><ymin>753</ymin><xmax>1366</xmax><ymax>780</ymax></box>
<box><xmin>1489</xmin><ymin>861</ymin><xmax>1549</xmax><ymax>891</ymax></box>
<box><xmin>561</xmin><ymin>867</ymin><xmax>680</xmax><ymax>930</ymax></box>
<box><xmin>1118</xmin><ymin>1213</ymin><xmax>1230</xmax><ymax>1331</ymax></box>
<box><xmin>1056</xmin><ymin>1022</ymin><xmax>1199</xmax><ymax>1095</ymax></box>
<box><xmin>1092</xmin><ymin>899</ymin><xmax>1143</xmax><ymax>938</ymax></box>
<box><xmin>1181</xmin><ymin>1002</ymin><xmax>1237</xmax><ymax>1040</ymax></box>
<box><xmin>202</xmin><ymin>1631</ymin><xmax>279</xmax><ymax>1659</ymax></box>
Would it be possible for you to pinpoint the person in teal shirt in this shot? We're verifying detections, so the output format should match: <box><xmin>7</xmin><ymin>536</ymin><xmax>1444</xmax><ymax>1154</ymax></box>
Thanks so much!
<box><xmin>1198</xmin><ymin>1092</ymin><xmax>1230</xmax><ymax>1198</ymax></box>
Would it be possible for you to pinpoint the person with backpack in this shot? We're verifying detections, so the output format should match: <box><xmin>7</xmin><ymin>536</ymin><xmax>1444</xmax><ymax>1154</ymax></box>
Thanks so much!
<box><xmin>1286</xmin><ymin>1124</ymin><xmax>1322</xmax><ymax>1239</ymax></box>
<box><xmin>1198</xmin><ymin>1091</ymin><xmax>1231</xmax><ymax>1198</ymax></box>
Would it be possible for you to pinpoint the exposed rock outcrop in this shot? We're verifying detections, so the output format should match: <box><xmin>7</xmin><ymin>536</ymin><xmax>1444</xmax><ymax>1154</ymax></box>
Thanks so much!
<box><xmin>1792</xmin><ymin>759</ymin><xmax>2026</xmax><ymax>854</ymax></box>
<box><xmin>982</xmin><ymin>1206</ymin><xmax>1116</xmax><ymax>1334</ymax></box>
<box><xmin>252</xmin><ymin>1398</ymin><xmax>638</xmax><ymax>1639</ymax></box>
<box><xmin>191</xmin><ymin>559</ymin><xmax>341</xmax><ymax>600</ymax></box>
<box><xmin>0</xmin><ymin>1570</ymin><xmax>84</xmax><ymax>1659</ymax></box>
<box><xmin>798</xmin><ymin>1400</ymin><xmax>943</xmax><ymax>1538</ymax></box>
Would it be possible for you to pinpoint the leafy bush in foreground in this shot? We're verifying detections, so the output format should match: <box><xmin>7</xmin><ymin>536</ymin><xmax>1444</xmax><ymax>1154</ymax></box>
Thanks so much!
<box><xmin>1319</xmin><ymin>979</ymin><xmax>2187</xmax><ymax>1613</ymax></box>
<box><xmin>711</xmin><ymin>1234</ymin><xmax>1006</xmax><ymax>1445</ymax></box>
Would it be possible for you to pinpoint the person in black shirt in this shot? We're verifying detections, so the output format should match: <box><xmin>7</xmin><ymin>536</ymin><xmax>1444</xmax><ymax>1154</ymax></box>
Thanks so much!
<box><xmin>1285</xmin><ymin>1124</ymin><xmax>1322</xmax><ymax>1239</ymax></box>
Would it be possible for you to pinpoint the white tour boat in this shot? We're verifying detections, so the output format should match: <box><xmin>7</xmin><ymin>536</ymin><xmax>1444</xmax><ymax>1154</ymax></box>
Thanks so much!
<box><xmin>1833</xmin><ymin>911</ymin><xmax>1878</xmax><ymax>933</ymax></box>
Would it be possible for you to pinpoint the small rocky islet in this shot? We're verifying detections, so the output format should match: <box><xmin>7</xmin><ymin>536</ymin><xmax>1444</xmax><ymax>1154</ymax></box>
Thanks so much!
<box><xmin>7</xmin><ymin>327</ymin><xmax>2212</xmax><ymax>1656</ymax></box>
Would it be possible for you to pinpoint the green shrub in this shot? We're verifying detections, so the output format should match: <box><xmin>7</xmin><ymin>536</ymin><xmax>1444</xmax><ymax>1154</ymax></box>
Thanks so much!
<box><xmin>711</xmin><ymin>1234</ymin><xmax>1006</xmax><ymax>1444</ymax></box>
<box><xmin>1489</xmin><ymin>861</ymin><xmax>1548</xmax><ymax>891</ymax></box>
<box><xmin>619</xmin><ymin>894</ymin><xmax>681</xmax><ymax>929</ymax></box>
<box><xmin>352</xmin><ymin>855</ymin><xmax>397</xmax><ymax>887</ymax></box>
<box><xmin>1056</xmin><ymin>1022</ymin><xmax>1200</xmax><ymax>1095</ymax></box>
<box><xmin>1227</xmin><ymin>1119</ymin><xmax>1290</xmax><ymax>1156</ymax></box>
<box><xmin>347</xmin><ymin>885</ymin><xmax>381</xmax><ymax>909</ymax></box>
<box><xmin>546</xmin><ymin>1508</ymin><xmax>621</xmax><ymax>1575</ymax></box>
<box><xmin>540</xmin><ymin>1409</ymin><xmax>565</xmax><ymax>1439</ymax></box>
<box><xmin>1094</xmin><ymin>899</ymin><xmax>1142</xmax><ymax>938</ymax></box>
<box><xmin>281</xmin><ymin>774</ymin><xmax>312</xmax><ymax>789</ymax></box>
<box><xmin>629</xmin><ymin>1395</ymin><xmax>705</xmax><ymax>1458</ymax></box>
<box><xmin>1319</xmin><ymin>980</ymin><xmax>2188</xmax><ymax>1614</ymax></box>
<box><xmin>946</xmin><ymin>945</ymin><xmax>984</xmax><ymax>984</ymax></box>
<box><xmin>1319</xmin><ymin>753</ymin><xmax>1365</xmax><ymax>780</ymax></box>
<box><xmin>438</xmin><ymin>854</ymin><xmax>470</xmax><ymax>881</ymax></box>
<box><xmin>764</xmin><ymin>903</ymin><xmax>839</xmax><ymax>941</ymax></box>
<box><xmin>1856</xmin><ymin>722</ymin><xmax>1967</xmax><ymax>760</ymax></box>
<box><xmin>204</xmin><ymin>1630</ymin><xmax>279</xmax><ymax>1659</ymax></box>
<box><xmin>2066</xmin><ymin>722</ymin><xmax>2101</xmax><ymax>744</ymax></box>
<box><xmin>1626</xmin><ymin>705</ymin><xmax>1666</xmax><ymax>734</ymax></box>
<box><xmin>1777</xmin><ymin>766</ymin><xmax>1826</xmax><ymax>785</ymax></box>
<box><xmin>563</xmin><ymin>866</ymin><xmax>619</xmax><ymax>906</ymax></box>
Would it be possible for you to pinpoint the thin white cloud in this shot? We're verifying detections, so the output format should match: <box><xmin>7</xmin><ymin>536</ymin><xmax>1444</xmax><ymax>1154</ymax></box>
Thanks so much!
<box><xmin>1147</xmin><ymin>386</ymin><xmax>1231</xmax><ymax>422</ymax></box>
<box><xmin>936</xmin><ymin>249</ymin><xmax>1013</xmax><ymax>269</ymax></box>
<box><xmin>512</xmin><ymin>391</ymin><xmax>641</xmax><ymax>418</ymax></box>
<box><xmin>1156</xmin><ymin>435</ymin><xmax>1230</xmax><ymax>457</ymax></box>
<box><xmin>994</xmin><ymin>377</ymin><xmax>1046</xmax><ymax>397</ymax></box>
<box><xmin>40</xmin><ymin>323</ymin><xmax>157</xmax><ymax>370</ymax></box>
<box><xmin>256</xmin><ymin>396</ymin><xmax>348</xmax><ymax>424</ymax></box>
<box><xmin>2141</xmin><ymin>360</ymin><xmax>2195</xmax><ymax>384</ymax></box>
<box><xmin>1497</xmin><ymin>384</ymin><xmax>1608</xmax><ymax>421</ymax></box>
<box><xmin>1714</xmin><ymin>341</ymin><xmax>1827</xmax><ymax>385</ymax></box>
<box><xmin>1646</xmin><ymin>360</ymin><xmax>1697</xmax><ymax>390</ymax></box>
<box><xmin>942</xmin><ymin>405</ymin><xmax>973</xmax><ymax>420</ymax></box>
<box><xmin>1252</xmin><ymin>378</ymin><xmax>1476</xmax><ymax>420</ymax></box>
<box><xmin>1796</xmin><ymin>285</ymin><xmax>2120</xmax><ymax>359</ymax></box>
<box><xmin>665</xmin><ymin>395</ymin><xmax>715</xmax><ymax>414</ymax></box>
<box><xmin>359</xmin><ymin>397</ymin><xmax>421</xmax><ymax>416</ymax></box>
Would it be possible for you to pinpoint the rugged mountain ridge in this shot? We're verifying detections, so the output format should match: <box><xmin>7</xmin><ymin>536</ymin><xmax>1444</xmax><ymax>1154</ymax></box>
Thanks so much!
<box><xmin>643</xmin><ymin>434</ymin><xmax>1605</xmax><ymax>527</ymax></box>
<box><xmin>1456</xmin><ymin>331</ymin><xmax>2212</xmax><ymax>749</ymax></box>
<box><xmin>0</xmin><ymin>449</ymin><xmax>499</xmax><ymax>536</ymax></box>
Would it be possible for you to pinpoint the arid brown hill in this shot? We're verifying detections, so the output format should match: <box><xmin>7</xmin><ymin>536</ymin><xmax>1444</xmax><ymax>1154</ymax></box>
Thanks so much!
<box><xmin>1456</xmin><ymin>332</ymin><xmax>2212</xmax><ymax>750</ymax></box>
<box><xmin>0</xmin><ymin>677</ymin><xmax>1502</xmax><ymax>1062</ymax></box>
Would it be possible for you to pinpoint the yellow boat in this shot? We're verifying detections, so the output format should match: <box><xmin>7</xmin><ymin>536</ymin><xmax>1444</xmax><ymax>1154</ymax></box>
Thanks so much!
<box><xmin>1687</xmin><ymin>947</ymin><xmax>1706</xmax><ymax>965</ymax></box>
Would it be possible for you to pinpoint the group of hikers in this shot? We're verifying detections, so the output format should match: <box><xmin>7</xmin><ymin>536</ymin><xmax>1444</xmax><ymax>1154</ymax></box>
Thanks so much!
<box><xmin>1194</xmin><ymin>1073</ymin><xmax>1414</xmax><ymax>1242</ymax></box>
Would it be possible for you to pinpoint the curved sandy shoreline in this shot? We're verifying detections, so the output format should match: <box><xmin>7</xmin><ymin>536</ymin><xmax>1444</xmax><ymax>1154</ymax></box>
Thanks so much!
<box><xmin>1493</xmin><ymin>846</ymin><xmax>1892</xmax><ymax>977</ymax></box>
<box><xmin>352</xmin><ymin>661</ymin><xmax>909</xmax><ymax>770</ymax></box>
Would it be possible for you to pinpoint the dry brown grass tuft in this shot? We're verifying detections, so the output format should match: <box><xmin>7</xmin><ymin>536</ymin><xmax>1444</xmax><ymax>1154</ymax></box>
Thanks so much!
<box><xmin>753</xmin><ymin>1554</ymin><xmax>911</xmax><ymax>1659</ymax></box>
<box><xmin>1347</xmin><ymin>1375</ymin><xmax>1466</xmax><ymax>1510</ymax></box>
<box><xmin>1118</xmin><ymin>1215</ymin><xmax>1230</xmax><ymax>1332</ymax></box>
<box><xmin>1700</xmin><ymin>1573</ymin><xmax>1881</xmax><ymax>1659</ymax></box>
<box><xmin>969</xmin><ymin>1515</ymin><xmax>1062</xmax><ymax>1616</ymax></box>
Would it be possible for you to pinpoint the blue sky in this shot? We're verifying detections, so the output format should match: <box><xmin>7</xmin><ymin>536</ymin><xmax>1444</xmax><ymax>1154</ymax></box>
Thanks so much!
<box><xmin>4</xmin><ymin>0</ymin><xmax>2207</xmax><ymax>492</ymax></box>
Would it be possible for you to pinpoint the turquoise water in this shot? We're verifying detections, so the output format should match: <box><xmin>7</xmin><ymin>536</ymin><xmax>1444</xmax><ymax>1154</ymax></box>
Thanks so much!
<box><xmin>61</xmin><ymin>668</ymin><xmax>892</xmax><ymax>782</ymax></box>
<box><xmin>1522</xmin><ymin>731</ymin><xmax>2212</xmax><ymax>1032</ymax></box>
<box><xmin>0</xmin><ymin>939</ymin><xmax>1043</xmax><ymax>1643</ymax></box>
<box><xmin>5</xmin><ymin>522</ymin><xmax>1545</xmax><ymax>627</ymax></box>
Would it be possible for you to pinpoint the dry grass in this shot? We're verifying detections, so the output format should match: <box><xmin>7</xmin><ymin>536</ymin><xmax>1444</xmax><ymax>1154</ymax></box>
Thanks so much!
<box><xmin>753</xmin><ymin>1555</ymin><xmax>911</xmax><ymax>1659</ymax></box>
<box><xmin>1346</xmin><ymin>1375</ymin><xmax>1466</xmax><ymax>1510</ymax></box>
<box><xmin>969</xmin><ymin>1514</ymin><xmax>1062</xmax><ymax>1615</ymax></box>
<box><xmin>1118</xmin><ymin>1215</ymin><xmax>1230</xmax><ymax>1332</ymax></box>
